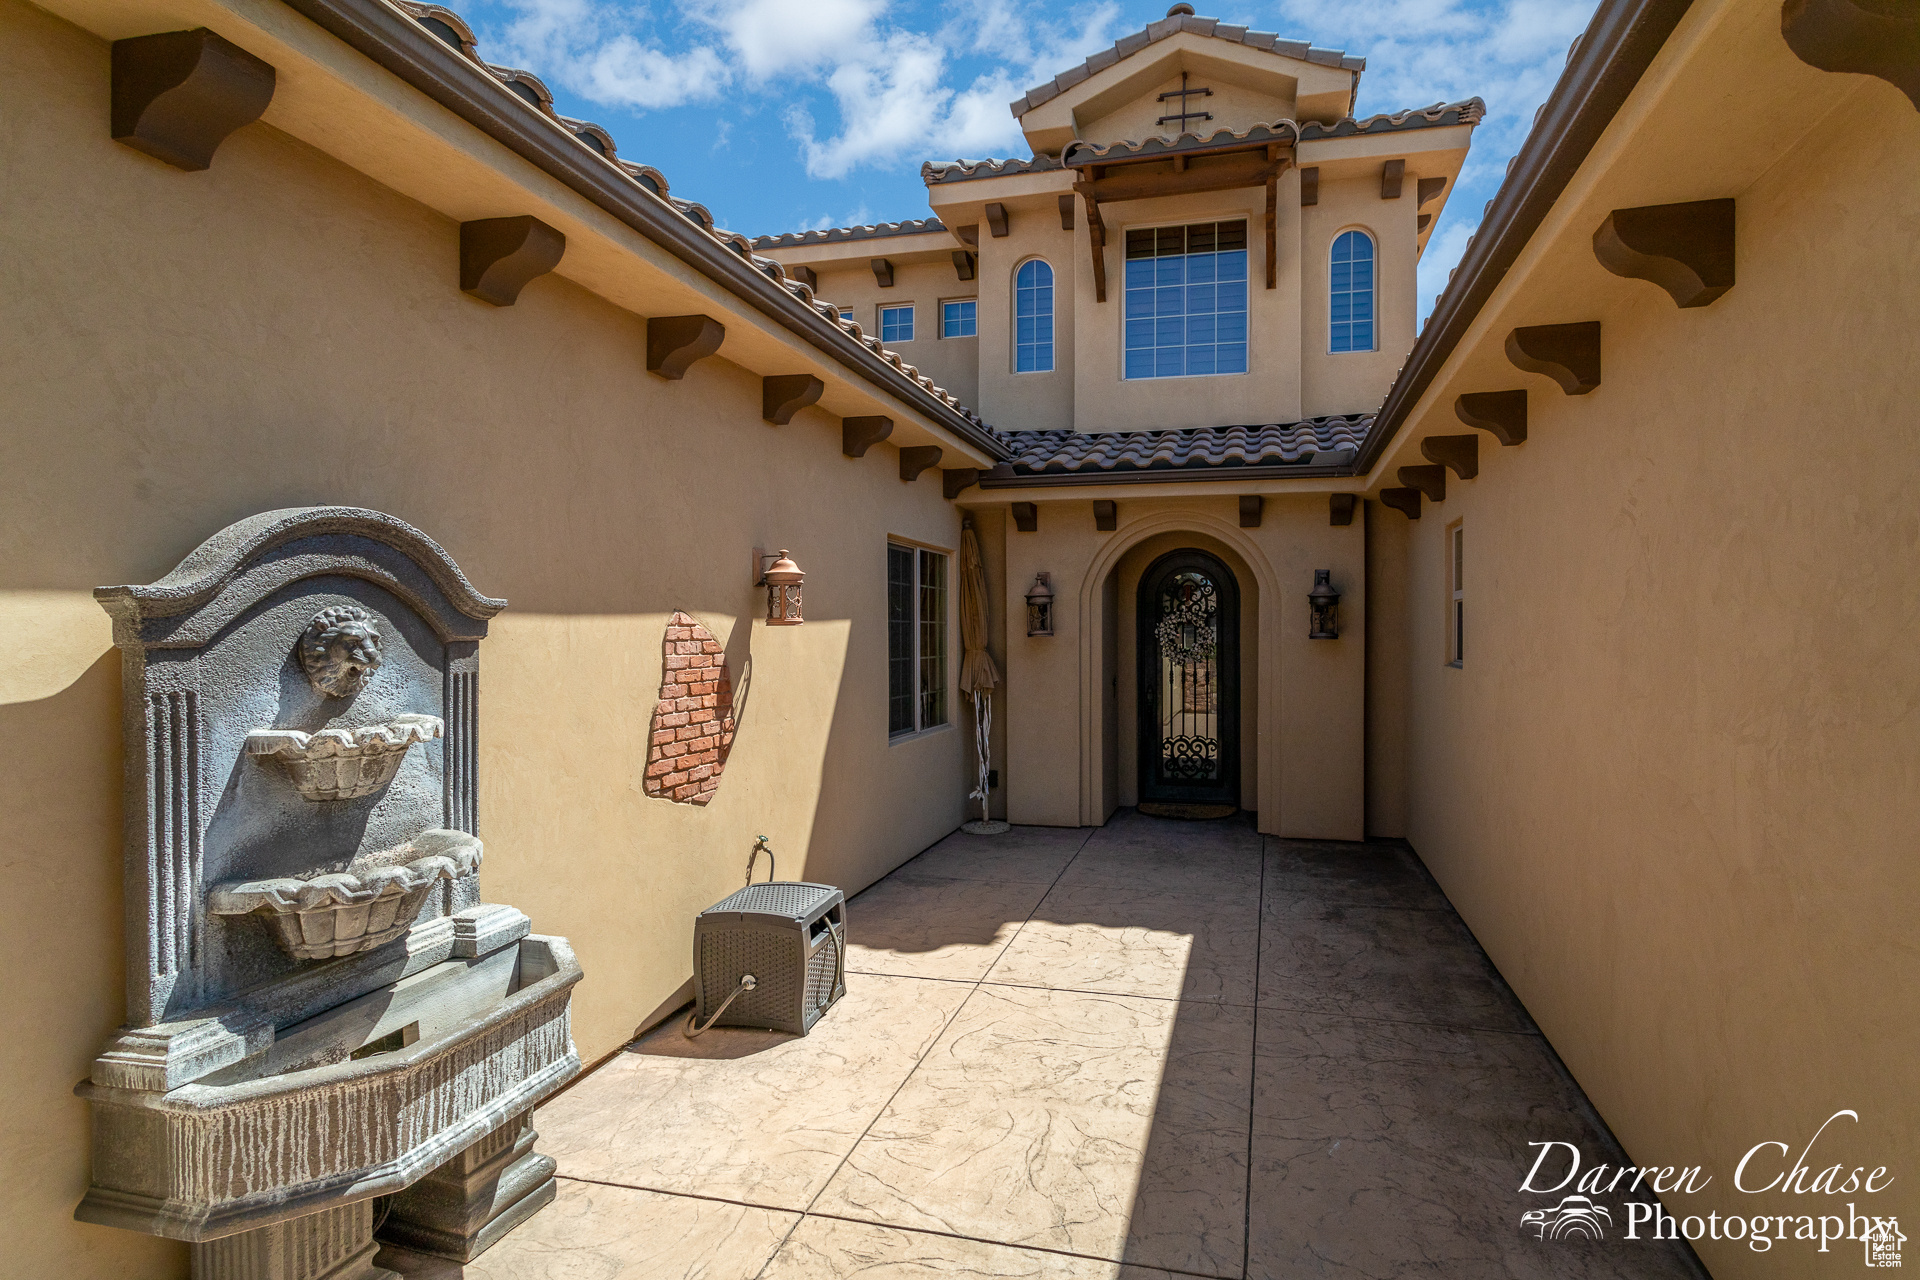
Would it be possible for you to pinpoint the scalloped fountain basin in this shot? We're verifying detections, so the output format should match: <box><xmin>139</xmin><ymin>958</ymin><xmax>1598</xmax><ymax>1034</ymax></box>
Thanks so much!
<box><xmin>209</xmin><ymin>829</ymin><xmax>482</xmax><ymax>961</ymax></box>
<box><xmin>75</xmin><ymin>933</ymin><xmax>582</xmax><ymax>1242</ymax></box>
<box><xmin>246</xmin><ymin>714</ymin><xmax>444</xmax><ymax>801</ymax></box>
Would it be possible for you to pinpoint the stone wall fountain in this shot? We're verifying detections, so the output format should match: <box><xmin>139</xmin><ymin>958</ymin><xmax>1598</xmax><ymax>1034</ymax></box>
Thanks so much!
<box><xmin>77</xmin><ymin>507</ymin><xmax>583</xmax><ymax>1280</ymax></box>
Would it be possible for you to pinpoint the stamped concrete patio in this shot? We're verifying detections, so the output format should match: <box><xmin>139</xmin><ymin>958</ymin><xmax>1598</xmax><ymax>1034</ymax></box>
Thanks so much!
<box><xmin>377</xmin><ymin>812</ymin><xmax>1705</xmax><ymax>1279</ymax></box>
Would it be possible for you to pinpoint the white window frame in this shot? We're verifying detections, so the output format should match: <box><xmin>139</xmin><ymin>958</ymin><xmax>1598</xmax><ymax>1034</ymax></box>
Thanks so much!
<box><xmin>879</xmin><ymin>303</ymin><xmax>916</xmax><ymax>344</ymax></box>
<box><xmin>1329</xmin><ymin>226</ymin><xmax>1379</xmax><ymax>355</ymax></box>
<box><xmin>940</xmin><ymin>297</ymin><xmax>978</xmax><ymax>339</ymax></box>
<box><xmin>1013</xmin><ymin>257</ymin><xmax>1055</xmax><ymax>374</ymax></box>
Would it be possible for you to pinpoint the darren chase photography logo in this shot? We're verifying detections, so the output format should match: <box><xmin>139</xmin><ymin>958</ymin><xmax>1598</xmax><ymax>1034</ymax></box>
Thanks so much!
<box><xmin>1516</xmin><ymin>1110</ymin><xmax>1899</xmax><ymax>1265</ymax></box>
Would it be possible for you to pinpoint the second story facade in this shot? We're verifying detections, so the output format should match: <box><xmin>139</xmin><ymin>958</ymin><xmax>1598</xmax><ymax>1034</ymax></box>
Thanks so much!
<box><xmin>755</xmin><ymin>9</ymin><xmax>1481</xmax><ymax>436</ymax></box>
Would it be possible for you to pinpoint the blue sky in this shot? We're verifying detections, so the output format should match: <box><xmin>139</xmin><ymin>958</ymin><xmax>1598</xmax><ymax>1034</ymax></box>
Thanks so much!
<box><xmin>449</xmin><ymin>0</ymin><xmax>1600</xmax><ymax>321</ymax></box>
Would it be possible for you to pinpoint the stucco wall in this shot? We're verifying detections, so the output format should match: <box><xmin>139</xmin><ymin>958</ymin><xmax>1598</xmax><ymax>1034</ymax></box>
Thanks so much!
<box><xmin>1384</xmin><ymin>62</ymin><xmax>1918</xmax><ymax>1278</ymax></box>
<box><xmin>805</xmin><ymin>256</ymin><xmax>980</xmax><ymax>410</ymax></box>
<box><xmin>974</xmin><ymin>212</ymin><xmax>1079</xmax><ymax>434</ymax></box>
<box><xmin>1299</xmin><ymin>170</ymin><xmax>1421</xmax><ymax>419</ymax></box>
<box><xmin>0</xmin><ymin>5</ymin><xmax>967</xmax><ymax>1276</ymax></box>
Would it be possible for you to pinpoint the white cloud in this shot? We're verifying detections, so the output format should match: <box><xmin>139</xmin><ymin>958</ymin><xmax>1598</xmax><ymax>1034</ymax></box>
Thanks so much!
<box><xmin>492</xmin><ymin>0</ymin><xmax>730</xmax><ymax>109</ymax></box>
<box><xmin>697</xmin><ymin>0</ymin><xmax>889</xmax><ymax>79</ymax></box>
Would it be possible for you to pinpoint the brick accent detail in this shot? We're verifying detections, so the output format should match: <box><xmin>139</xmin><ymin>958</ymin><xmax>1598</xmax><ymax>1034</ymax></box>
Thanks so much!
<box><xmin>642</xmin><ymin>611</ymin><xmax>736</xmax><ymax>806</ymax></box>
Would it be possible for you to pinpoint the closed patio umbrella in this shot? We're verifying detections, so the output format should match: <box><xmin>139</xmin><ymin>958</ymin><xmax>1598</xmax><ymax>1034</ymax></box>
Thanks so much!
<box><xmin>959</xmin><ymin>520</ymin><xmax>1008</xmax><ymax>834</ymax></box>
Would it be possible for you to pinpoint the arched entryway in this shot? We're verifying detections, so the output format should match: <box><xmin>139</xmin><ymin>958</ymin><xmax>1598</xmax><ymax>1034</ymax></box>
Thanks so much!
<box><xmin>1136</xmin><ymin>548</ymin><xmax>1240</xmax><ymax>809</ymax></box>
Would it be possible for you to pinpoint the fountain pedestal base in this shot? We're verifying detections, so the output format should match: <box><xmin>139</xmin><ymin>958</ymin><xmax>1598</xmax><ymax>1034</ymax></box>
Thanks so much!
<box><xmin>377</xmin><ymin>1112</ymin><xmax>557</xmax><ymax>1262</ymax></box>
<box><xmin>190</xmin><ymin>1201</ymin><xmax>399</xmax><ymax>1280</ymax></box>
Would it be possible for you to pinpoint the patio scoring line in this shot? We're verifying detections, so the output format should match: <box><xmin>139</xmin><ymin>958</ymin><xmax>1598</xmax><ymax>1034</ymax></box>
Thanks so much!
<box><xmin>749</xmin><ymin>823</ymin><xmax>1101</xmax><ymax>1280</ymax></box>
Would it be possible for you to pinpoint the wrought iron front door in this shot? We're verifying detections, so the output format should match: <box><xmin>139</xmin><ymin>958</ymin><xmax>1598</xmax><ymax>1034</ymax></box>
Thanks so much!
<box><xmin>1137</xmin><ymin>550</ymin><xmax>1240</xmax><ymax>807</ymax></box>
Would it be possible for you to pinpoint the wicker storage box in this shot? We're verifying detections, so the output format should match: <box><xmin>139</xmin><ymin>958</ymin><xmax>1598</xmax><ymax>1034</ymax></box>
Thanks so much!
<box><xmin>692</xmin><ymin>881</ymin><xmax>846</xmax><ymax>1035</ymax></box>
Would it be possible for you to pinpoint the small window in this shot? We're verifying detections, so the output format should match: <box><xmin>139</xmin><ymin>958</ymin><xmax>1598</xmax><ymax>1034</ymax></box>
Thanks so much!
<box><xmin>880</xmin><ymin>305</ymin><xmax>914</xmax><ymax>343</ymax></box>
<box><xmin>1330</xmin><ymin>230</ymin><xmax>1376</xmax><ymax>353</ymax></box>
<box><xmin>1124</xmin><ymin>220</ymin><xmax>1249</xmax><ymax>379</ymax></box>
<box><xmin>889</xmin><ymin>544</ymin><xmax>948</xmax><ymax>735</ymax></box>
<box><xmin>1015</xmin><ymin>260</ymin><xmax>1054</xmax><ymax>372</ymax></box>
<box><xmin>942</xmin><ymin>299</ymin><xmax>977</xmax><ymax>338</ymax></box>
<box><xmin>839</xmin><ymin>308</ymin><xmax>854</xmax><ymax>324</ymax></box>
<box><xmin>1448</xmin><ymin>522</ymin><xmax>1464</xmax><ymax>666</ymax></box>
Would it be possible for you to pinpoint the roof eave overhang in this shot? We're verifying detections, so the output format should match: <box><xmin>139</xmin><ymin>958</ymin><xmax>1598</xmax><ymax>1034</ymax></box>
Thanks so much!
<box><xmin>979</xmin><ymin>463</ymin><xmax>1352</xmax><ymax>489</ymax></box>
<box><xmin>1351</xmin><ymin>0</ymin><xmax>1696</xmax><ymax>479</ymax></box>
<box><xmin>278</xmin><ymin>0</ymin><xmax>1011</xmax><ymax>462</ymax></box>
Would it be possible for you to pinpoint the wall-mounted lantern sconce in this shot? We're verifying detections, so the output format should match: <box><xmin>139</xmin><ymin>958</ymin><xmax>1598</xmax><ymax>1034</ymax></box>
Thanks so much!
<box><xmin>1025</xmin><ymin>572</ymin><xmax>1055</xmax><ymax>637</ymax></box>
<box><xmin>759</xmin><ymin>549</ymin><xmax>806</xmax><ymax>626</ymax></box>
<box><xmin>1308</xmin><ymin>569</ymin><xmax>1341</xmax><ymax>639</ymax></box>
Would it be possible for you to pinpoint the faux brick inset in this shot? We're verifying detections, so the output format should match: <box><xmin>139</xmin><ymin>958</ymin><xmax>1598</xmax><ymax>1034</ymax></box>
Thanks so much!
<box><xmin>642</xmin><ymin>612</ymin><xmax>736</xmax><ymax>805</ymax></box>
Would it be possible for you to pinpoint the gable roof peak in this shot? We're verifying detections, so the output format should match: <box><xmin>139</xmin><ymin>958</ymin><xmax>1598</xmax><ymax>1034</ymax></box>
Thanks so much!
<box><xmin>1008</xmin><ymin>10</ymin><xmax>1365</xmax><ymax>119</ymax></box>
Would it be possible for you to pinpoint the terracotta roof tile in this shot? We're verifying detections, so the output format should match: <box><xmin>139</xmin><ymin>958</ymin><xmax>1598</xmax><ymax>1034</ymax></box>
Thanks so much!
<box><xmin>994</xmin><ymin>419</ymin><xmax>1370</xmax><ymax>476</ymax></box>
<box><xmin>1010</xmin><ymin>12</ymin><xmax>1364</xmax><ymax>118</ymax></box>
<box><xmin>385</xmin><ymin>0</ymin><xmax>993</xmax><ymax>437</ymax></box>
<box><xmin>749</xmin><ymin>218</ymin><xmax>951</xmax><ymax>250</ymax></box>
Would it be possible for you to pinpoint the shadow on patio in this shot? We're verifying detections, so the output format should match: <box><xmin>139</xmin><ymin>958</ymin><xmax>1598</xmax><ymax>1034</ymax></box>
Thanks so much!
<box><xmin>375</xmin><ymin>812</ymin><xmax>1707</xmax><ymax>1279</ymax></box>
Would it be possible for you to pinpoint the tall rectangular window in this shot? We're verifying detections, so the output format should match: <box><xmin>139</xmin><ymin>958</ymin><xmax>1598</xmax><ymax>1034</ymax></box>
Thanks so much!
<box><xmin>1124</xmin><ymin>220</ymin><xmax>1248</xmax><ymax>379</ymax></box>
<box><xmin>942</xmin><ymin>299</ymin><xmax>977</xmax><ymax>337</ymax></box>
<box><xmin>889</xmin><ymin>543</ymin><xmax>948</xmax><ymax>735</ymax></box>
<box><xmin>880</xmin><ymin>305</ymin><xmax>914</xmax><ymax>343</ymax></box>
<box><xmin>1448</xmin><ymin>522</ymin><xmax>1465</xmax><ymax>666</ymax></box>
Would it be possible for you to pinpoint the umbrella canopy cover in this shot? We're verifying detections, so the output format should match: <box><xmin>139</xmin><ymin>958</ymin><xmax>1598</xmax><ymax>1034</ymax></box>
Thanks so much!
<box><xmin>959</xmin><ymin>523</ymin><xmax>999</xmax><ymax>694</ymax></box>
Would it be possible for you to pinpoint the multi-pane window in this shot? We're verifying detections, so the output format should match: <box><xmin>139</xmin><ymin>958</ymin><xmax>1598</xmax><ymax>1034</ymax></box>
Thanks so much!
<box><xmin>888</xmin><ymin>544</ymin><xmax>948</xmax><ymax>736</ymax></box>
<box><xmin>1330</xmin><ymin>230</ymin><xmax>1376</xmax><ymax>353</ymax></box>
<box><xmin>942</xmin><ymin>299</ymin><xmax>977</xmax><ymax>337</ymax></box>
<box><xmin>1015</xmin><ymin>260</ymin><xmax>1054</xmax><ymax>372</ymax></box>
<box><xmin>880</xmin><ymin>305</ymin><xmax>914</xmax><ymax>343</ymax></box>
<box><xmin>1448</xmin><ymin>522</ymin><xmax>1465</xmax><ymax>666</ymax></box>
<box><xmin>1124</xmin><ymin>220</ymin><xmax>1248</xmax><ymax>379</ymax></box>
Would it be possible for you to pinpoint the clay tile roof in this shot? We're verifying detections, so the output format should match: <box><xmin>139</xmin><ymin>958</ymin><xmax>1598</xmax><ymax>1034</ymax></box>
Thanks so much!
<box><xmin>926</xmin><ymin>99</ymin><xmax>1482</xmax><ymax>187</ymax></box>
<box><xmin>994</xmin><ymin>419</ymin><xmax>1371</xmax><ymax>476</ymax></box>
<box><xmin>382</xmin><ymin>0</ymin><xmax>995</xmax><ymax>440</ymax></box>
<box><xmin>1008</xmin><ymin>11</ymin><xmax>1364</xmax><ymax>118</ymax></box>
<box><xmin>749</xmin><ymin>218</ymin><xmax>952</xmax><ymax>250</ymax></box>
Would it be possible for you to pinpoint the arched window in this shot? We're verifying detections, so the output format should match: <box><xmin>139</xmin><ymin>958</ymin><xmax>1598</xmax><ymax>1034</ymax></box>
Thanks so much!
<box><xmin>1015</xmin><ymin>259</ymin><xmax>1055</xmax><ymax>372</ymax></box>
<box><xmin>1330</xmin><ymin>230</ymin><xmax>1375</xmax><ymax>353</ymax></box>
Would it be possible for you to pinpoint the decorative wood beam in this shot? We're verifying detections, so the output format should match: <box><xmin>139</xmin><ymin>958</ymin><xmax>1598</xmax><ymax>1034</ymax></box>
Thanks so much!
<box><xmin>1239</xmin><ymin>495</ymin><xmax>1264</xmax><ymax>528</ymax></box>
<box><xmin>1420</xmin><ymin>434</ymin><xmax>1480</xmax><ymax>480</ymax></box>
<box><xmin>1417</xmin><ymin>214</ymin><xmax>1432</xmax><ymax>233</ymax></box>
<box><xmin>1093</xmin><ymin>500</ymin><xmax>1117</xmax><ymax>531</ymax></box>
<box><xmin>954</xmin><ymin>224</ymin><xmax>980</xmax><ymax>247</ymax></box>
<box><xmin>1592</xmin><ymin>199</ymin><xmax>1736</xmax><ymax>308</ymax></box>
<box><xmin>788</xmin><ymin>264</ymin><xmax>817</xmax><ymax>290</ymax></box>
<box><xmin>1299</xmin><ymin>166</ymin><xmax>1319</xmax><ymax>206</ymax></box>
<box><xmin>1078</xmin><ymin>153</ymin><xmax>1284</xmax><ymax>204</ymax></box>
<box><xmin>111</xmin><ymin>29</ymin><xmax>275</xmax><ymax>171</ymax></box>
<box><xmin>1416</xmin><ymin>176</ymin><xmax>1447</xmax><ymax>208</ymax></box>
<box><xmin>1380</xmin><ymin>487</ymin><xmax>1422</xmax><ymax>520</ymax></box>
<box><xmin>952</xmin><ymin>250</ymin><xmax>976</xmax><ymax>281</ymax></box>
<box><xmin>1454</xmin><ymin>391</ymin><xmax>1529</xmax><ymax>445</ymax></box>
<box><xmin>1011</xmin><ymin>502</ymin><xmax>1038</xmax><ymax>532</ymax></box>
<box><xmin>1380</xmin><ymin>159</ymin><xmax>1405</xmax><ymax>199</ymax></box>
<box><xmin>1506</xmin><ymin>322</ymin><xmax>1601</xmax><ymax>395</ymax></box>
<box><xmin>841</xmin><ymin>416</ymin><xmax>893</xmax><ymax>458</ymax></box>
<box><xmin>870</xmin><ymin>258</ymin><xmax>894</xmax><ymax>288</ymax></box>
<box><xmin>943</xmin><ymin>467</ymin><xmax>981</xmax><ymax>500</ymax></box>
<box><xmin>1781</xmin><ymin>0</ymin><xmax>1920</xmax><ymax>109</ymax></box>
<box><xmin>459</xmin><ymin>216</ymin><xmax>565</xmax><ymax>307</ymax></box>
<box><xmin>985</xmin><ymin>203</ymin><xmax>1010</xmax><ymax>238</ymax></box>
<box><xmin>1398</xmin><ymin>465</ymin><xmax>1446</xmax><ymax>502</ymax></box>
<box><xmin>899</xmin><ymin>446</ymin><xmax>943</xmax><ymax>482</ymax></box>
<box><xmin>1078</xmin><ymin>185</ymin><xmax>1109</xmax><ymax>304</ymax></box>
<box><xmin>646</xmin><ymin>314</ymin><xmax>725</xmax><ymax>379</ymax></box>
<box><xmin>1058</xmin><ymin>194</ymin><xmax>1075</xmax><ymax>230</ymax></box>
<box><xmin>1329</xmin><ymin>493</ymin><xmax>1357</xmax><ymax>526</ymax></box>
<box><xmin>762</xmin><ymin>374</ymin><xmax>824</xmax><ymax>426</ymax></box>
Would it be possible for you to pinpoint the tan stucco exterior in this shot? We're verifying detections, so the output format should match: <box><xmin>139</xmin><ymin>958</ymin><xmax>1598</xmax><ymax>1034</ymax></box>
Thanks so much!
<box><xmin>1357</xmin><ymin>0</ymin><xmax>1919</xmax><ymax>1271</ymax></box>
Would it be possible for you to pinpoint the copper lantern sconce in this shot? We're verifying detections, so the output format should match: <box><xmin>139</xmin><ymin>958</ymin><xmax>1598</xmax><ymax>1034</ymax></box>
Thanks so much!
<box><xmin>1308</xmin><ymin>569</ymin><xmax>1340</xmax><ymax>639</ymax></box>
<box><xmin>1025</xmin><ymin>572</ymin><xmax>1055</xmax><ymax>637</ymax></box>
<box><xmin>759</xmin><ymin>549</ymin><xmax>806</xmax><ymax>626</ymax></box>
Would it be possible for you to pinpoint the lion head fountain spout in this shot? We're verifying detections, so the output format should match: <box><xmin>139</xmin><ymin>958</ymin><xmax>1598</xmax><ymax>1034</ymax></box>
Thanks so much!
<box><xmin>299</xmin><ymin>604</ymin><xmax>384</xmax><ymax>698</ymax></box>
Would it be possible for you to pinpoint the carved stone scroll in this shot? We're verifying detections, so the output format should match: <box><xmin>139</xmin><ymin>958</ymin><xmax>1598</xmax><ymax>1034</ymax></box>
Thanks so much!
<box><xmin>985</xmin><ymin>202</ymin><xmax>1010</xmax><ymax>237</ymax></box>
<box><xmin>111</xmin><ymin>29</ymin><xmax>275</xmax><ymax>171</ymax></box>
<box><xmin>1417</xmin><ymin>176</ymin><xmax>1446</xmax><ymax>207</ymax></box>
<box><xmin>1058</xmin><ymin>194</ymin><xmax>1076</xmax><ymax>230</ymax></box>
<box><xmin>1239</xmin><ymin>495</ymin><xmax>1264</xmax><ymax>528</ymax></box>
<box><xmin>1592</xmin><ymin>199</ymin><xmax>1735</xmax><ymax>308</ymax></box>
<box><xmin>1329</xmin><ymin>493</ymin><xmax>1357</xmax><ymax>526</ymax></box>
<box><xmin>1093</xmin><ymin>500</ymin><xmax>1117</xmax><ymax>531</ymax></box>
<box><xmin>1454</xmin><ymin>390</ymin><xmax>1529</xmax><ymax>445</ymax></box>
<box><xmin>1299</xmin><ymin>166</ymin><xmax>1319</xmax><ymax>206</ymax></box>
<box><xmin>1380</xmin><ymin>487</ymin><xmax>1423</xmax><ymax>519</ymax></box>
<box><xmin>842</xmin><ymin>416</ymin><xmax>893</xmax><ymax>458</ymax></box>
<box><xmin>943</xmin><ymin>468</ymin><xmax>981</xmax><ymax>500</ymax></box>
<box><xmin>1421</xmin><ymin>434</ymin><xmax>1480</xmax><ymax>480</ymax></box>
<box><xmin>952</xmin><ymin>250</ymin><xmax>976</xmax><ymax>281</ymax></box>
<box><xmin>762</xmin><ymin>374</ymin><xmax>824</xmax><ymax>425</ymax></box>
<box><xmin>870</xmin><ymin>258</ymin><xmax>895</xmax><ymax>288</ymax></box>
<box><xmin>647</xmin><ymin>314</ymin><xmax>725</xmax><ymax>380</ymax></box>
<box><xmin>1380</xmin><ymin>159</ymin><xmax>1405</xmax><ymax>199</ymax></box>
<box><xmin>459</xmin><ymin>217</ymin><xmax>566</xmax><ymax>307</ymax></box>
<box><xmin>899</xmin><ymin>446</ymin><xmax>943</xmax><ymax>482</ymax></box>
<box><xmin>1398</xmin><ymin>465</ymin><xmax>1447</xmax><ymax>502</ymax></box>
<box><xmin>788</xmin><ymin>264</ymin><xmax>817</xmax><ymax>290</ymax></box>
<box><xmin>1506</xmin><ymin>322</ymin><xmax>1601</xmax><ymax>395</ymax></box>
<box><xmin>1012</xmin><ymin>502</ymin><xmax>1039</xmax><ymax>532</ymax></box>
<box><xmin>1781</xmin><ymin>0</ymin><xmax>1920</xmax><ymax>109</ymax></box>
